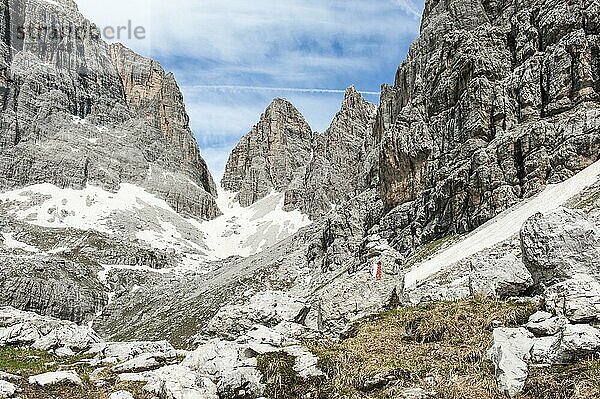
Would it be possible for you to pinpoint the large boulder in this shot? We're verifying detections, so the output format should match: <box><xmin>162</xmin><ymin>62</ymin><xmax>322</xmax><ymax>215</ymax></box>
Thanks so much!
<box><xmin>487</xmin><ymin>328</ymin><xmax>534</xmax><ymax>397</ymax></box>
<box><xmin>525</xmin><ymin>311</ymin><xmax>568</xmax><ymax>337</ymax></box>
<box><xmin>182</xmin><ymin>339</ymin><xmax>264</xmax><ymax>398</ymax></box>
<box><xmin>521</xmin><ymin>208</ymin><xmax>600</xmax><ymax>286</ymax></box>
<box><xmin>0</xmin><ymin>306</ymin><xmax>100</xmax><ymax>352</ymax></box>
<box><xmin>530</xmin><ymin>324</ymin><xmax>600</xmax><ymax>364</ymax></box>
<box><xmin>112</xmin><ymin>352</ymin><xmax>177</xmax><ymax>374</ymax></box>
<box><xmin>121</xmin><ymin>365</ymin><xmax>219</xmax><ymax>399</ymax></box>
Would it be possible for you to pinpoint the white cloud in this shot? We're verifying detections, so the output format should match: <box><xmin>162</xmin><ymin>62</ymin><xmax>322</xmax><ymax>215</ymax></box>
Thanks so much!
<box><xmin>185</xmin><ymin>85</ymin><xmax>380</xmax><ymax>96</ymax></box>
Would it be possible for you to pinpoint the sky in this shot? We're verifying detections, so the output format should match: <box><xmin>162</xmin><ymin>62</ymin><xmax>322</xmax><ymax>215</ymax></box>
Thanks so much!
<box><xmin>77</xmin><ymin>0</ymin><xmax>425</xmax><ymax>181</ymax></box>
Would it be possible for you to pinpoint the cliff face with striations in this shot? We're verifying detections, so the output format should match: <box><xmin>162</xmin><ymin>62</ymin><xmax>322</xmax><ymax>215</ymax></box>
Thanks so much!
<box><xmin>221</xmin><ymin>98</ymin><xmax>314</xmax><ymax>207</ymax></box>
<box><xmin>109</xmin><ymin>43</ymin><xmax>217</xmax><ymax>197</ymax></box>
<box><xmin>0</xmin><ymin>0</ymin><xmax>219</xmax><ymax>221</ymax></box>
<box><xmin>284</xmin><ymin>86</ymin><xmax>378</xmax><ymax>218</ymax></box>
<box><xmin>222</xmin><ymin>87</ymin><xmax>377</xmax><ymax>219</ymax></box>
<box><xmin>0</xmin><ymin>0</ymin><xmax>220</xmax><ymax>323</ymax></box>
<box><xmin>375</xmin><ymin>0</ymin><xmax>600</xmax><ymax>255</ymax></box>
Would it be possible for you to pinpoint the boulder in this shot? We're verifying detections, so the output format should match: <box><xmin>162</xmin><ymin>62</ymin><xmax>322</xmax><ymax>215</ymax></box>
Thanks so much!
<box><xmin>559</xmin><ymin>324</ymin><xmax>600</xmax><ymax>361</ymax></box>
<box><xmin>544</xmin><ymin>275</ymin><xmax>600</xmax><ymax>323</ymax></box>
<box><xmin>282</xmin><ymin>345</ymin><xmax>324</xmax><ymax>379</ymax></box>
<box><xmin>182</xmin><ymin>339</ymin><xmax>264</xmax><ymax>397</ymax></box>
<box><xmin>206</xmin><ymin>291</ymin><xmax>308</xmax><ymax>338</ymax></box>
<box><xmin>28</xmin><ymin>371</ymin><xmax>83</xmax><ymax>387</ymax></box>
<box><xmin>530</xmin><ymin>324</ymin><xmax>600</xmax><ymax>365</ymax></box>
<box><xmin>112</xmin><ymin>352</ymin><xmax>174</xmax><ymax>374</ymax></box>
<box><xmin>469</xmin><ymin>252</ymin><xmax>534</xmax><ymax>299</ymax></box>
<box><xmin>0</xmin><ymin>381</ymin><xmax>16</xmax><ymax>398</ymax></box>
<box><xmin>487</xmin><ymin>328</ymin><xmax>535</xmax><ymax>397</ymax></box>
<box><xmin>530</xmin><ymin>336</ymin><xmax>563</xmax><ymax>364</ymax></box>
<box><xmin>141</xmin><ymin>365</ymin><xmax>218</xmax><ymax>399</ymax></box>
<box><xmin>525</xmin><ymin>312</ymin><xmax>569</xmax><ymax>336</ymax></box>
<box><xmin>521</xmin><ymin>208</ymin><xmax>600</xmax><ymax>286</ymax></box>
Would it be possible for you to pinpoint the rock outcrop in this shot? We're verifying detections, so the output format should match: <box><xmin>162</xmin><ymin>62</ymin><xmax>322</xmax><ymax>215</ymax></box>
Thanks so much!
<box><xmin>0</xmin><ymin>0</ymin><xmax>219</xmax><ymax>221</ymax></box>
<box><xmin>222</xmin><ymin>98</ymin><xmax>313</xmax><ymax>207</ymax></box>
<box><xmin>223</xmin><ymin>87</ymin><xmax>377</xmax><ymax>219</ymax></box>
<box><xmin>0</xmin><ymin>306</ymin><xmax>101</xmax><ymax>352</ymax></box>
<box><xmin>489</xmin><ymin>312</ymin><xmax>600</xmax><ymax>397</ymax></box>
<box><xmin>284</xmin><ymin>87</ymin><xmax>378</xmax><ymax>217</ymax></box>
<box><xmin>375</xmin><ymin>0</ymin><xmax>600</xmax><ymax>256</ymax></box>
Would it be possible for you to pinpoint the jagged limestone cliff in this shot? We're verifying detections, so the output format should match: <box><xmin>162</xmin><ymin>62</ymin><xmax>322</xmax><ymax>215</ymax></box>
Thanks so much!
<box><xmin>222</xmin><ymin>87</ymin><xmax>377</xmax><ymax>219</ymax></box>
<box><xmin>375</xmin><ymin>0</ymin><xmax>600</xmax><ymax>255</ymax></box>
<box><xmin>0</xmin><ymin>0</ymin><xmax>219</xmax><ymax>221</ymax></box>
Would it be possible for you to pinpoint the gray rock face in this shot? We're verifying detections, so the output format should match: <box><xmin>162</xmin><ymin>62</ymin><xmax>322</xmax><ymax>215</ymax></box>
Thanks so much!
<box><xmin>521</xmin><ymin>207</ymin><xmax>600</xmax><ymax>322</ymax></box>
<box><xmin>222</xmin><ymin>98</ymin><xmax>313</xmax><ymax>208</ymax></box>
<box><xmin>0</xmin><ymin>216</ymin><xmax>182</xmax><ymax>323</ymax></box>
<box><xmin>0</xmin><ymin>306</ymin><xmax>101</xmax><ymax>352</ymax></box>
<box><xmin>521</xmin><ymin>208</ymin><xmax>600</xmax><ymax>286</ymax></box>
<box><xmin>284</xmin><ymin>87</ymin><xmax>378</xmax><ymax>218</ymax></box>
<box><xmin>223</xmin><ymin>87</ymin><xmax>377</xmax><ymax>219</ymax></box>
<box><xmin>109</xmin><ymin>43</ymin><xmax>217</xmax><ymax>198</ymax></box>
<box><xmin>376</xmin><ymin>0</ymin><xmax>600</xmax><ymax>257</ymax></box>
<box><xmin>0</xmin><ymin>256</ymin><xmax>107</xmax><ymax>323</ymax></box>
<box><xmin>0</xmin><ymin>0</ymin><xmax>219</xmax><ymax>221</ymax></box>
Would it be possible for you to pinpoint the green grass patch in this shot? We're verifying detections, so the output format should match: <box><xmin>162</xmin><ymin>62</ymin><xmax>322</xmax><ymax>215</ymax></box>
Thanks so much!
<box><xmin>0</xmin><ymin>346</ymin><xmax>61</xmax><ymax>377</ymax></box>
<box><xmin>0</xmin><ymin>346</ymin><xmax>154</xmax><ymax>398</ymax></box>
<box><xmin>306</xmin><ymin>298</ymin><xmax>538</xmax><ymax>399</ymax></box>
<box><xmin>257</xmin><ymin>352</ymin><xmax>329</xmax><ymax>399</ymax></box>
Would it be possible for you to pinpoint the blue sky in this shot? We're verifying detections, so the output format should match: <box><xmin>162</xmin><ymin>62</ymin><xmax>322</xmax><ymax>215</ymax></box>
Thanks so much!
<box><xmin>77</xmin><ymin>0</ymin><xmax>424</xmax><ymax>180</ymax></box>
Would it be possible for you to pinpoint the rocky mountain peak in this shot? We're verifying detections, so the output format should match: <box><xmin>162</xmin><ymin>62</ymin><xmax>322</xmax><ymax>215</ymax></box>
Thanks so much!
<box><xmin>109</xmin><ymin>43</ymin><xmax>217</xmax><ymax>197</ymax></box>
<box><xmin>221</xmin><ymin>98</ymin><xmax>313</xmax><ymax>206</ymax></box>
<box><xmin>222</xmin><ymin>84</ymin><xmax>377</xmax><ymax>219</ymax></box>
<box><xmin>340</xmin><ymin>85</ymin><xmax>364</xmax><ymax>107</ymax></box>
<box><xmin>0</xmin><ymin>0</ymin><xmax>220</xmax><ymax>221</ymax></box>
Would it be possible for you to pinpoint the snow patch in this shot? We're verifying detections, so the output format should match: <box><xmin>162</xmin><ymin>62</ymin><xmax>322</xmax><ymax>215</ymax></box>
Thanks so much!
<box><xmin>198</xmin><ymin>188</ymin><xmax>312</xmax><ymax>259</ymax></box>
<box><xmin>405</xmin><ymin>159</ymin><xmax>600</xmax><ymax>287</ymax></box>
<box><xmin>0</xmin><ymin>183</ymin><xmax>312</xmax><ymax>264</ymax></box>
<box><xmin>1</xmin><ymin>233</ymin><xmax>39</xmax><ymax>253</ymax></box>
<box><xmin>0</xmin><ymin>183</ymin><xmax>174</xmax><ymax>234</ymax></box>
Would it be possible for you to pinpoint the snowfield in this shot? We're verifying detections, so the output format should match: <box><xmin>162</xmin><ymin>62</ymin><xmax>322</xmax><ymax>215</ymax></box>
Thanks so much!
<box><xmin>0</xmin><ymin>182</ymin><xmax>311</xmax><ymax>264</ymax></box>
<box><xmin>404</xmin><ymin>159</ymin><xmax>600</xmax><ymax>288</ymax></box>
<box><xmin>199</xmin><ymin>188</ymin><xmax>311</xmax><ymax>259</ymax></box>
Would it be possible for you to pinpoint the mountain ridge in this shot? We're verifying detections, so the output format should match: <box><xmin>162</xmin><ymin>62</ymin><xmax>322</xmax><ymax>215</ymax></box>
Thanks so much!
<box><xmin>0</xmin><ymin>0</ymin><xmax>599</xmax><ymax>398</ymax></box>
